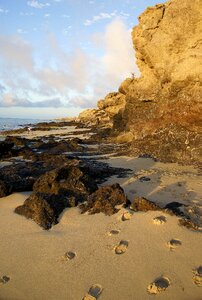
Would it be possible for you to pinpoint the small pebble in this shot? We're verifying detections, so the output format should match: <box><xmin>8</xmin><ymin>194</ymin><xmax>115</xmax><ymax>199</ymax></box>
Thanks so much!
<box><xmin>153</xmin><ymin>216</ymin><xmax>166</xmax><ymax>225</ymax></box>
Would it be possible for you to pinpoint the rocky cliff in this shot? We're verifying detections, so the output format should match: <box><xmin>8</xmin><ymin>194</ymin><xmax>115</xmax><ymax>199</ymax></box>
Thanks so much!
<box><xmin>113</xmin><ymin>0</ymin><xmax>202</xmax><ymax>164</ymax></box>
<box><xmin>79</xmin><ymin>0</ymin><xmax>201</xmax><ymax>164</ymax></box>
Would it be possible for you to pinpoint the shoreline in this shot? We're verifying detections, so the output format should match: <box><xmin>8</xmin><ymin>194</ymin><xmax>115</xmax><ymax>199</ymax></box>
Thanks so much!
<box><xmin>0</xmin><ymin>122</ymin><xmax>201</xmax><ymax>299</ymax></box>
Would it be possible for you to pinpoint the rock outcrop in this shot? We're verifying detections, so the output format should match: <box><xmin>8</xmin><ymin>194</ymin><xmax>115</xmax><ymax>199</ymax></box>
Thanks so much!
<box><xmin>78</xmin><ymin>91</ymin><xmax>126</xmax><ymax>128</ymax></box>
<box><xmin>130</xmin><ymin>197</ymin><xmax>161</xmax><ymax>212</ymax></box>
<box><xmin>33</xmin><ymin>165</ymin><xmax>97</xmax><ymax>201</ymax></box>
<box><xmin>80</xmin><ymin>183</ymin><xmax>128</xmax><ymax>215</ymax></box>
<box><xmin>112</xmin><ymin>0</ymin><xmax>202</xmax><ymax>164</ymax></box>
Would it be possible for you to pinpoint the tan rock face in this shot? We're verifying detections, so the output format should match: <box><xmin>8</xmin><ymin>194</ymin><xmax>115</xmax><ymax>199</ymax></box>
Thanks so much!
<box><xmin>79</xmin><ymin>92</ymin><xmax>126</xmax><ymax>127</ymax></box>
<box><xmin>78</xmin><ymin>108</ymin><xmax>110</xmax><ymax>127</ymax></box>
<box><xmin>113</xmin><ymin>0</ymin><xmax>202</xmax><ymax>164</ymax></box>
<box><xmin>97</xmin><ymin>92</ymin><xmax>126</xmax><ymax>116</ymax></box>
<box><xmin>133</xmin><ymin>0</ymin><xmax>202</xmax><ymax>83</ymax></box>
<box><xmin>118</xmin><ymin>78</ymin><xmax>134</xmax><ymax>95</ymax></box>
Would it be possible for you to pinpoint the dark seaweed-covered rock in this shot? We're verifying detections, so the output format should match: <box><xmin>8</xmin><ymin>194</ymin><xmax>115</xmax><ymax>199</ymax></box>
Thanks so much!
<box><xmin>14</xmin><ymin>163</ymin><xmax>98</xmax><ymax>229</ymax></box>
<box><xmin>33</xmin><ymin>165</ymin><xmax>97</xmax><ymax>201</ymax></box>
<box><xmin>0</xmin><ymin>180</ymin><xmax>10</xmax><ymax>197</ymax></box>
<box><xmin>33</xmin><ymin>153</ymin><xmax>78</xmax><ymax>168</ymax></box>
<box><xmin>33</xmin><ymin>139</ymin><xmax>83</xmax><ymax>154</ymax></box>
<box><xmin>130</xmin><ymin>197</ymin><xmax>160</xmax><ymax>212</ymax></box>
<box><xmin>0</xmin><ymin>141</ymin><xmax>14</xmax><ymax>158</ymax></box>
<box><xmin>15</xmin><ymin>192</ymin><xmax>77</xmax><ymax>229</ymax></box>
<box><xmin>178</xmin><ymin>218</ymin><xmax>200</xmax><ymax>231</ymax></box>
<box><xmin>33</xmin><ymin>120</ymin><xmax>78</xmax><ymax>130</ymax></box>
<box><xmin>5</xmin><ymin>136</ymin><xmax>28</xmax><ymax>147</ymax></box>
<box><xmin>80</xmin><ymin>160</ymin><xmax>131</xmax><ymax>184</ymax></box>
<box><xmin>16</xmin><ymin>146</ymin><xmax>35</xmax><ymax>159</ymax></box>
<box><xmin>80</xmin><ymin>183</ymin><xmax>128</xmax><ymax>215</ymax></box>
<box><xmin>0</xmin><ymin>162</ymin><xmax>52</xmax><ymax>196</ymax></box>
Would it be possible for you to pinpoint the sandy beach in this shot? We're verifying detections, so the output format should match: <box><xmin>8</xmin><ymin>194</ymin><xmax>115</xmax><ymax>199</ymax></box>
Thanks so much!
<box><xmin>1</xmin><ymin>0</ymin><xmax>201</xmax><ymax>298</ymax></box>
<box><xmin>0</xmin><ymin>129</ymin><xmax>201</xmax><ymax>300</ymax></box>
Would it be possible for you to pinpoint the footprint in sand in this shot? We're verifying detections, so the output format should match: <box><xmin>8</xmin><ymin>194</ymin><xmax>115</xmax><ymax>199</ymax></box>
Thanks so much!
<box><xmin>193</xmin><ymin>266</ymin><xmax>202</xmax><ymax>287</ymax></box>
<box><xmin>122</xmin><ymin>212</ymin><xmax>132</xmax><ymax>221</ymax></box>
<box><xmin>108</xmin><ymin>229</ymin><xmax>120</xmax><ymax>236</ymax></box>
<box><xmin>114</xmin><ymin>240</ymin><xmax>129</xmax><ymax>254</ymax></box>
<box><xmin>0</xmin><ymin>276</ymin><xmax>10</xmax><ymax>285</ymax></box>
<box><xmin>167</xmin><ymin>239</ymin><xmax>182</xmax><ymax>250</ymax></box>
<box><xmin>153</xmin><ymin>216</ymin><xmax>167</xmax><ymax>225</ymax></box>
<box><xmin>147</xmin><ymin>276</ymin><xmax>170</xmax><ymax>294</ymax></box>
<box><xmin>62</xmin><ymin>251</ymin><xmax>76</xmax><ymax>261</ymax></box>
<box><xmin>83</xmin><ymin>284</ymin><xmax>103</xmax><ymax>300</ymax></box>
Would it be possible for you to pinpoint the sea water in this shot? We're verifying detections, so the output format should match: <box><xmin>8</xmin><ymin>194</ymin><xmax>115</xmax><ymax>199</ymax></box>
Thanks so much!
<box><xmin>0</xmin><ymin>117</ymin><xmax>49</xmax><ymax>131</ymax></box>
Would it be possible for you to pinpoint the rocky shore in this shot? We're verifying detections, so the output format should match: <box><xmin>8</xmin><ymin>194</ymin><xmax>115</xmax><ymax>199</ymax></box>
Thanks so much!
<box><xmin>1</xmin><ymin>120</ymin><xmax>201</xmax><ymax>230</ymax></box>
<box><xmin>0</xmin><ymin>0</ymin><xmax>202</xmax><ymax>299</ymax></box>
<box><xmin>0</xmin><ymin>118</ymin><xmax>201</xmax><ymax>299</ymax></box>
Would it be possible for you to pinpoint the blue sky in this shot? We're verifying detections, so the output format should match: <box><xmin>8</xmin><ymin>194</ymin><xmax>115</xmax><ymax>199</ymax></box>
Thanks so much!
<box><xmin>0</xmin><ymin>0</ymin><xmax>160</xmax><ymax>119</ymax></box>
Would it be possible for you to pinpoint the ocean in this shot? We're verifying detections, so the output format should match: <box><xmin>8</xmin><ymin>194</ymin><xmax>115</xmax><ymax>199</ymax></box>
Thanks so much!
<box><xmin>0</xmin><ymin>117</ymin><xmax>50</xmax><ymax>132</ymax></box>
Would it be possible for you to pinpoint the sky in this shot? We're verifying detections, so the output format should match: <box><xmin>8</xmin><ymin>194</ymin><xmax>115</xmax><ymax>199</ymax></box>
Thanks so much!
<box><xmin>0</xmin><ymin>0</ymin><xmax>160</xmax><ymax>119</ymax></box>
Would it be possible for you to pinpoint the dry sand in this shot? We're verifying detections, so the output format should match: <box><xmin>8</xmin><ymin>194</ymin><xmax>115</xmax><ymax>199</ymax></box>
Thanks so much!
<box><xmin>0</xmin><ymin>156</ymin><xmax>202</xmax><ymax>300</ymax></box>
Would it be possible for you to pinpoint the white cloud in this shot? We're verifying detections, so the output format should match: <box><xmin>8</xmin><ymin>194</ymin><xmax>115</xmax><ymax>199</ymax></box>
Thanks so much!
<box><xmin>27</xmin><ymin>1</ymin><xmax>50</xmax><ymax>9</ymax></box>
<box><xmin>84</xmin><ymin>11</ymin><xmax>117</xmax><ymax>26</ymax></box>
<box><xmin>17</xmin><ymin>28</ymin><xmax>27</xmax><ymax>34</ymax></box>
<box><xmin>0</xmin><ymin>93</ymin><xmax>63</xmax><ymax>107</ymax></box>
<box><xmin>62</xmin><ymin>26</ymin><xmax>72</xmax><ymax>34</ymax></box>
<box><xmin>20</xmin><ymin>12</ymin><xmax>34</xmax><ymax>16</ymax></box>
<box><xmin>0</xmin><ymin>35</ymin><xmax>33</xmax><ymax>71</ymax></box>
<box><xmin>0</xmin><ymin>19</ymin><xmax>139</xmax><ymax>110</ymax></box>
<box><xmin>0</xmin><ymin>84</ymin><xmax>6</xmax><ymax>92</ymax></box>
<box><xmin>62</xmin><ymin>14</ymin><xmax>70</xmax><ymax>18</ymax></box>
<box><xmin>0</xmin><ymin>8</ymin><xmax>9</xmax><ymax>13</ymax></box>
<box><xmin>44</xmin><ymin>13</ymin><xmax>50</xmax><ymax>18</ymax></box>
<box><xmin>120</xmin><ymin>12</ymin><xmax>130</xmax><ymax>17</ymax></box>
<box><xmin>102</xmin><ymin>18</ymin><xmax>137</xmax><ymax>80</ymax></box>
<box><xmin>0</xmin><ymin>93</ymin><xmax>30</xmax><ymax>107</ymax></box>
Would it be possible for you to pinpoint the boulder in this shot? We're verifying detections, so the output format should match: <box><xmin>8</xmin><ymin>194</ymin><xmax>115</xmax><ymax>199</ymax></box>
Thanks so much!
<box><xmin>15</xmin><ymin>192</ymin><xmax>77</xmax><ymax>230</ymax></box>
<box><xmin>0</xmin><ymin>162</ymin><xmax>52</xmax><ymax>196</ymax></box>
<box><xmin>0</xmin><ymin>141</ymin><xmax>14</xmax><ymax>158</ymax></box>
<box><xmin>0</xmin><ymin>180</ymin><xmax>10</xmax><ymax>198</ymax></box>
<box><xmin>80</xmin><ymin>183</ymin><xmax>128</xmax><ymax>215</ymax></box>
<box><xmin>78</xmin><ymin>108</ymin><xmax>110</xmax><ymax>127</ymax></box>
<box><xmin>97</xmin><ymin>92</ymin><xmax>126</xmax><ymax>118</ymax></box>
<box><xmin>34</xmin><ymin>139</ymin><xmax>83</xmax><ymax>153</ymax></box>
<box><xmin>78</xmin><ymin>92</ymin><xmax>126</xmax><ymax>128</ymax></box>
<box><xmin>130</xmin><ymin>197</ymin><xmax>160</xmax><ymax>212</ymax></box>
<box><xmin>33</xmin><ymin>165</ymin><xmax>97</xmax><ymax>201</ymax></box>
<box><xmin>5</xmin><ymin>136</ymin><xmax>28</xmax><ymax>147</ymax></box>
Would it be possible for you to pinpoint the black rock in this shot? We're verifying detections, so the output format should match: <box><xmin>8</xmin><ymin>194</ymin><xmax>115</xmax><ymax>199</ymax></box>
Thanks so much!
<box><xmin>0</xmin><ymin>180</ymin><xmax>10</xmax><ymax>197</ymax></box>
<box><xmin>15</xmin><ymin>192</ymin><xmax>77</xmax><ymax>230</ymax></box>
<box><xmin>0</xmin><ymin>141</ymin><xmax>14</xmax><ymax>158</ymax></box>
<box><xmin>0</xmin><ymin>162</ymin><xmax>52</xmax><ymax>196</ymax></box>
<box><xmin>80</xmin><ymin>183</ymin><xmax>128</xmax><ymax>215</ymax></box>
<box><xmin>33</xmin><ymin>165</ymin><xmax>98</xmax><ymax>201</ymax></box>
